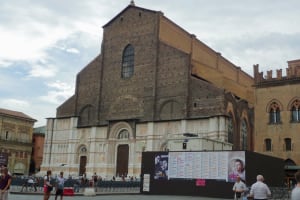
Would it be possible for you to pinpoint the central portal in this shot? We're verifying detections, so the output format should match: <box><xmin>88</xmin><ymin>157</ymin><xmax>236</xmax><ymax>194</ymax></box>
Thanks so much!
<box><xmin>116</xmin><ymin>144</ymin><xmax>129</xmax><ymax>177</ymax></box>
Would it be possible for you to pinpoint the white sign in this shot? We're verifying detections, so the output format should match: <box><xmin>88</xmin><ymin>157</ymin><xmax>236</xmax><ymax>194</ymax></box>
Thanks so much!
<box><xmin>143</xmin><ymin>174</ymin><xmax>150</xmax><ymax>191</ymax></box>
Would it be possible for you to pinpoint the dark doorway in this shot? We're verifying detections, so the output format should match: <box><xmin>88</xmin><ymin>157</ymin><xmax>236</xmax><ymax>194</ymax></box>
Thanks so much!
<box><xmin>116</xmin><ymin>144</ymin><xmax>129</xmax><ymax>177</ymax></box>
<box><xmin>79</xmin><ymin>156</ymin><xmax>87</xmax><ymax>176</ymax></box>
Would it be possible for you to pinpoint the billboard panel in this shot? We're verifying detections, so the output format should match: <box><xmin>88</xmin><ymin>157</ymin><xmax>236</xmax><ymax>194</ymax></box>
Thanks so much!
<box><xmin>155</xmin><ymin>151</ymin><xmax>245</xmax><ymax>182</ymax></box>
<box><xmin>154</xmin><ymin>153</ymin><xmax>169</xmax><ymax>180</ymax></box>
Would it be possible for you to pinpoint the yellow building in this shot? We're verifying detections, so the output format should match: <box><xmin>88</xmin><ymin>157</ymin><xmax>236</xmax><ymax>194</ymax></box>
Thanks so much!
<box><xmin>253</xmin><ymin>59</ymin><xmax>300</xmax><ymax>177</ymax></box>
<box><xmin>0</xmin><ymin>108</ymin><xmax>36</xmax><ymax>175</ymax></box>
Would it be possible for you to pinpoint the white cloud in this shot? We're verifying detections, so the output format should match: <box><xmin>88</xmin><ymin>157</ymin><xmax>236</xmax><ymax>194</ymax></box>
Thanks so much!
<box><xmin>65</xmin><ymin>48</ymin><xmax>80</xmax><ymax>54</ymax></box>
<box><xmin>54</xmin><ymin>45</ymin><xmax>80</xmax><ymax>54</ymax></box>
<box><xmin>28</xmin><ymin>63</ymin><xmax>58</xmax><ymax>78</ymax></box>
<box><xmin>39</xmin><ymin>81</ymin><xmax>74</xmax><ymax>104</ymax></box>
<box><xmin>0</xmin><ymin>60</ymin><xmax>12</xmax><ymax>68</ymax></box>
<box><xmin>0</xmin><ymin>98</ymin><xmax>30</xmax><ymax>110</ymax></box>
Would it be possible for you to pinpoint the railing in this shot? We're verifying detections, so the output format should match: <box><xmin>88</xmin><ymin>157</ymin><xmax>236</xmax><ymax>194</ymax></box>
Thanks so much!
<box><xmin>10</xmin><ymin>177</ymin><xmax>141</xmax><ymax>194</ymax></box>
<box><xmin>269</xmin><ymin>187</ymin><xmax>290</xmax><ymax>200</ymax></box>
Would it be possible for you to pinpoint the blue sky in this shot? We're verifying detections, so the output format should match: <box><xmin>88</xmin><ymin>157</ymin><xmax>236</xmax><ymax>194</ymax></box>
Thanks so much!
<box><xmin>1</xmin><ymin>0</ymin><xmax>300</xmax><ymax>127</ymax></box>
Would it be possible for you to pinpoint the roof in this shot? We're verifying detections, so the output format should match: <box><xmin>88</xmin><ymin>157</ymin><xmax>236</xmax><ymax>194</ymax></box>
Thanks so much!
<box><xmin>33</xmin><ymin>126</ymin><xmax>46</xmax><ymax>134</ymax></box>
<box><xmin>102</xmin><ymin>4</ymin><xmax>158</xmax><ymax>28</ymax></box>
<box><xmin>0</xmin><ymin>108</ymin><xmax>36</xmax><ymax>122</ymax></box>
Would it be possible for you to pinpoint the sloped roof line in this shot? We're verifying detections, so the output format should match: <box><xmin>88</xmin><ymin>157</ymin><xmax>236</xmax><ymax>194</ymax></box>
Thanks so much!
<box><xmin>0</xmin><ymin>108</ymin><xmax>36</xmax><ymax>122</ymax></box>
<box><xmin>103</xmin><ymin>4</ymin><xmax>158</xmax><ymax>28</ymax></box>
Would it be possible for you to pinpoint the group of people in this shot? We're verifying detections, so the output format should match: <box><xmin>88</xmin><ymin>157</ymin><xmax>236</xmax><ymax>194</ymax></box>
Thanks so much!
<box><xmin>43</xmin><ymin>170</ymin><xmax>65</xmax><ymax>200</ymax></box>
<box><xmin>232</xmin><ymin>174</ymin><xmax>271</xmax><ymax>200</ymax></box>
<box><xmin>233</xmin><ymin>171</ymin><xmax>300</xmax><ymax>200</ymax></box>
<box><xmin>20</xmin><ymin>176</ymin><xmax>40</xmax><ymax>192</ymax></box>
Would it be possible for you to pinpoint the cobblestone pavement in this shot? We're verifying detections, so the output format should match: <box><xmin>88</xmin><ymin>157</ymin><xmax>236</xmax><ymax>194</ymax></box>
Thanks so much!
<box><xmin>9</xmin><ymin>194</ymin><xmax>225</xmax><ymax>200</ymax></box>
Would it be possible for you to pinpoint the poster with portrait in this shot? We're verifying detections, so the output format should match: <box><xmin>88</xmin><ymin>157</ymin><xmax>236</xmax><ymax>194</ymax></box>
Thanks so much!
<box><xmin>227</xmin><ymin>151</ymin><xmax>246</xmax><ymax>182</ymax></box>
<box><xmin>154</xmin><ymin>153</ymin><xmax>169</xmax><ymax>180</ymax></box>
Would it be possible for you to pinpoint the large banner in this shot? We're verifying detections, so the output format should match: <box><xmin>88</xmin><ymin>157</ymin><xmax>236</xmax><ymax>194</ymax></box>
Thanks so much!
<box><xmin>154</xmin><ymin>151</ymin><xmax>245</xmax><ymax>182</ymax></box>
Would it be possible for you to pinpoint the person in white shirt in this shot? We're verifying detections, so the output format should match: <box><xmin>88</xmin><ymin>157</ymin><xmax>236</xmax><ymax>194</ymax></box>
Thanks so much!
<box><xmin>291</xmin><ymin>171</ymin><xmax>300</xmax><ymax>200</ymax></box>
<box><xmin>232</xmin><ymin>175</ymin><xmax>246</xmax><ymax>200</ymax></box>
<box><xmin>249</xmin><ymin>175</ymin><xmax>271</xmax><ymax>200</ymax></box>
<box><xmin>55</xmin><ymin>171</ymin><xmax>65</xmax><ymax>200</ymax></box>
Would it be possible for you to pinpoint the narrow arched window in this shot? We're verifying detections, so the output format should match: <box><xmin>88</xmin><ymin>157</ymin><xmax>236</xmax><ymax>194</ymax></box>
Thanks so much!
<box><xmin>265</xmin><ymin>138</ymin><xmax>272</xmax><ymax>151</ymax></box>
<box><xmin>240</xmin><ymin>119</ymin><xmax>247</xmax><ymax>150</ymax></box>
<box><xmin>121</xmin><ymin>44</ymin><xmax>134</xmax><ymax>79</ymax></box>
<box><xmin>227</xmin><ymin>115</ymin><xmax>233</xmax><ymax>144</ymax></box>
<box><xmin>5</xmin><ymin>131</ymin><xmax>8</xmax><ymax>140</ymax></box>
<box><xmin>269</xmin><ymin>102</ymin><xmax>281</xmax><ymax>124</ymax></box>
<box><xmin>291</xmin><ymin>99</ymin><xmax>300</xmax><ymax>122</ymax></box>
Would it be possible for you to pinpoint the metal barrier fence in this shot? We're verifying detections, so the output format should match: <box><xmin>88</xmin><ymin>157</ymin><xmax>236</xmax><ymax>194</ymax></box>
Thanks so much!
<box><xmin>269</xmin><ymin>187</ymin><xmax>290</xmax><ymax>200</ymax></box>
<box><xmin>10</xmin><ymin>177</ymin><xmax>141</xmax><ymax>194</ymax></box>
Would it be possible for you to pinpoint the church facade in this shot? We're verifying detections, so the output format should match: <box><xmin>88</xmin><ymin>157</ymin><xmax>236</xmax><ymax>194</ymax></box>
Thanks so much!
<box><xmin>40</xmin><ymin>3</ymin><xmax>254</xmax><ymax>179</ymax></box>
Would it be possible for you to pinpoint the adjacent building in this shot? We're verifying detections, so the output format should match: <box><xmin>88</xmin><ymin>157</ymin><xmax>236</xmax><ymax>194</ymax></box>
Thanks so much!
<box><xmin>253</xmin><ymin>59</ymin><xmax>300</xmax><ymax>180</ymax></box>
<box><xmin>40</xmin><ymin>2</ymin><xmax>254</xmax><ymax>179</ymax></box>
<box><xmin>0</xmin><ymin>108</ymin><xmax>36</xmax><ymax>175</ymax></box>
<box><xmin>30</xmin><ymin>126</ymin><xmax>46</xmax><ymax>174</ymax></box>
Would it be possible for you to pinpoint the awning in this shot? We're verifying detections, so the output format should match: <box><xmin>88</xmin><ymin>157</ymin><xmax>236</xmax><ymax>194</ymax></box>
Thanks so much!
<box><xmin>284</xmin><ymin>165</ymin><xmax>300</xmax><ymax>170</ymax></box>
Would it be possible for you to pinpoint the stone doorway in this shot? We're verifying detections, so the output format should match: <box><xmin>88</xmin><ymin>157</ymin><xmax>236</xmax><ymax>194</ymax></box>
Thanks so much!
<box><xmin>79</xmin><ymin>156</ymin><xmax>87</xmax><ymax>176</ymax></box>
<box><xmin>116</xmin><ymin>144</ymin><xmax>129</xmax><ymax>177</ymax></box>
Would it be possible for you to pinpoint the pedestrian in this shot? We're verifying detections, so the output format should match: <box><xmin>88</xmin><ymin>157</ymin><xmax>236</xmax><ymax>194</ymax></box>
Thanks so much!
<box><xmin>249</xmin><ymin>174</ymin><xmax>271</xmax><ymax>200</ymax></box>
<box><xmin>233</xmin><ymin>175</ymin><xmax>246</xmax><ymax>200</ymax></box>
<box><xmin>92</xmin><ymin>172</ymin><xmax>98</xmax><ymax>187</ymax></box>
<box><xmin>44</xmin><ymin>170</ymin><xmax>53</xmax><ymax>200</ymax></box>
<box><xmin>55</xmin><ymin>171</ymin><xmax>65</xmax><ymax>200</ymax></box>
<box><xmin>81</xmin><ymin>173</ymin><xmax>87</xmax><ymax>187</ymax></box>
<box><xmin>0</xmin><ymin>167</ymin><xmax>12</xmax><ymax>200</ymax></box>
<box><xmin>73</xmin><ymin>179</ymin><xmax>80</xmax><ymax>193</ymax></box>
<box><xmin>20</xmin><ymin>176</ymin><xmax>29</xmax><ymax>192</ymax></box>
<box><xmin>291</xmin><ymin>171</ymin><xmax>300</xmax><ymax>200</ymax></box>
<box><xmin>28</xmin><ymin>176</ymin><xmax>37</xmax><ymax>192</ymax></box>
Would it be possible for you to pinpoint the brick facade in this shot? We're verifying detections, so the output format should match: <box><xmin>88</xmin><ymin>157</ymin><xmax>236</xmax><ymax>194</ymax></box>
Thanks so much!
<box><xmin>41</xmin><ymin>4</ymin><xmax>254</xmax><ymax>178</ymax></box>
<box><xmin>254</xmin><ymin>59</ymin><xmax>300</xmax><ymax>165</ymax></box>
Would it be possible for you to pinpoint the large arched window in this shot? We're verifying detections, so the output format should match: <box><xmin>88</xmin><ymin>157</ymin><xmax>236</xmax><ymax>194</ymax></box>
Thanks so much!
<box><xmin>291</xmin><ymin>99</ymin><xmax>300</xmax><ymax>122</ymax></box>
<box><xmin>78</xmin><ymin>105</ymin><xmax>93</xmax><ymax>127</ymax></box>
<box><xmin>121</xmin><ymin>44</ymin><xmax>134</xmax><ymax>79</ymax></box>
<box><xmin>240</xmin><ymin>119</ymin><xmax>247</xmax><ymax>150</ymax></box>
<box><xmin>269</xmin><ymin>102</ymin><xmax>281</xmax><ymax>124</ymax></box>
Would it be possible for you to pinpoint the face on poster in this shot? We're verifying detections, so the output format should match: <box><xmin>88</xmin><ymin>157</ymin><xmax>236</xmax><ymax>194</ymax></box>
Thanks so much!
<box><xmin>228</xmin><ymin>151</ymin><xmax>246</xmax><ymax>182</ymax></box>
<box><xmin>154</xmin><ymin>153</ymin><xmax>169</xmax><ymax>180</ymax></box>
